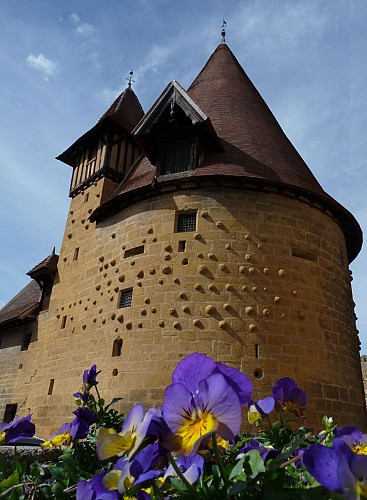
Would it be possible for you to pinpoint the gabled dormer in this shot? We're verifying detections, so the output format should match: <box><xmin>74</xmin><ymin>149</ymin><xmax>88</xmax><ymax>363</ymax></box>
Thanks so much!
<box><xmin>57</xmin><ymin>86</ymin><xmax>144</xmax><ymax>197</ymax></box>
<box><xmin>133</xmin><ymin>81</ymin><xmax>223</xmax><ymax>178</ymax></box>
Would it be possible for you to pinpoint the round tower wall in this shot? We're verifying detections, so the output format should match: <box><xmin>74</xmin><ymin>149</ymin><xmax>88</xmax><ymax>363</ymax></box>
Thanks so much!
<box><xmin>94</xmin><ymin>187</ymin><xmax>365</xmax><ymax>430</ymax></box>
<box><xmin>16</xmin><ymin>183</ymin><xmax>366</xmax><ymax>436</ymax></box>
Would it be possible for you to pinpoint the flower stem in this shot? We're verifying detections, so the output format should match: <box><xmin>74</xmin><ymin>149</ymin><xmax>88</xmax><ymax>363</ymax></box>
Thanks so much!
<box><xmin>167</xmin><ymin>452</ymin><xmax>195</xmax><ymax>492</ymax></box>
<box><xmin>211</xmin><ymin>433</ymin><xmax>229</xmax><ymax>485</ymax></box>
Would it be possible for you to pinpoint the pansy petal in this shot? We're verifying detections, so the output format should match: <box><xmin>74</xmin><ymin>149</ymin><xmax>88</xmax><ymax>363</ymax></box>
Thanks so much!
<box><xmin>257</xmin><ymin>396</ymin><xmax>275</xmax><ymax>415</ymax></box>
<box><xmin>96</xmin><ymin>427</ymin><xmax>117</xmax><ymax>446</ymax></box>
<box><xmin>172</xmin><ymin>353</ymin><xmax>216</xmax><ymax>393</ymax></box>
<box><xmin>197</xmin><ymin>374</ymin><xmax>242</xmax><ymax>440</ymax></box>
<box><xmin>130</xmin><ymin>443</ymin><xmax>160</xmax><ymax>478</ymax></box>
<box><xmin>121</xmin><ymin>404</ymin><xmax>144</xmax><ymax>434</ymax></box>
<box><xmin>214</xmin><ymin>362</ymin><xmax>253</xmax><ymax>406</ymax></box>
<box><xmin>303</xmin><ymin>444</ymin><xmax>341</xmax><ymax>491</ymax></box>
<box><xmin>97</xmin><ymin>433</ymin><xmax>135</xmax><ymax>460</ymax></box>
<box><xmin>5</xmin><ymin>417</ymin><xmax>35</xmax><ymax>444</ymax></box>
<box><xmin>163</xmin><ymin>383</ymin><xmax>195</xmax><ymax>432</ymax></box>
<box><xmin>103</xmin><ymin>470</ymin><xmax>123</xmax><ymax>491</ymax></box>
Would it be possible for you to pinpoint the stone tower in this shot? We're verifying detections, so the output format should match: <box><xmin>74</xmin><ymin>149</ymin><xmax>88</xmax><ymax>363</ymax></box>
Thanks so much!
<box><xmin>0</xmin><ymin>42</ymin><xmax>365</xmax><ymax>436</ymax></box>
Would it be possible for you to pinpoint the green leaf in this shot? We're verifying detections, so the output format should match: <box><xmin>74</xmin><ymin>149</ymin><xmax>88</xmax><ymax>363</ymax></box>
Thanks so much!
<box><xmin>247</xmin><ymin>450</ymin><xmax>266</xmax><ymax>478</ymax></box>
<box><xmin>49</xmin><ymin>465</ymin><xmax>67</xmax><ymax>482</ymax></box>
<box><xmin>229</xmin><ymin>456</ymin><xmax>246</xmax><ymax>480</ymax></box>
<box><xmin>169</xmin><ymin>477</ymin><xmax>190</xmax><ymax>493</ymax></box>
<box><xmin>51</xmin><ymin>480</ymin><xmax>68</xmax><ymax>499</ymax></box>
<box><xmin>0</xmin><ymin>470</ymin><xmax>20</xmax><ymax>490</ymax></box>
<box><xmin>227</xmin><ymin>481</ymin><xmax>247</xmax><ymax>496</ymax></box>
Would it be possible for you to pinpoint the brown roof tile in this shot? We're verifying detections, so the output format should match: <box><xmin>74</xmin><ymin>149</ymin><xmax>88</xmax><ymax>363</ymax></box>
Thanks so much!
<box><xmin>0</xmin><ymin>280</ymin><xmax>40</xmax><ymax>327</ymax></box>
<box><xmin>98</xmin><ymin>86</ymin><xmax>144</xmax><ymax>131</ymax></box>
<box><xmin>27</xmin><ymin>248</ymin><xmax>59</xmax><ymax>278</ymax></box>
<box><xmin>187</xmin><ymin>43</ymin><xmax>324</xmax><ymax>194</ymax></box>
<box><xmin>57</xmin><ymin>87</ymin><xmax>144</xmax><ymax>167</ymax></box>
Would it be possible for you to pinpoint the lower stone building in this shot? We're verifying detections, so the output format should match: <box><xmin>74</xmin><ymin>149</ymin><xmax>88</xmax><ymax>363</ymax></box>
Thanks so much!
<box><xmin>1</xmin><ymin>40</ymin><xmax>366</xmax><ymax>437</ymax></box>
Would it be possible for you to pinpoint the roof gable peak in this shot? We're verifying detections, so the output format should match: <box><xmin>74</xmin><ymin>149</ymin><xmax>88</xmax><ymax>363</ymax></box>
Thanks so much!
<box><xmin>134</xmin><ymin>80</ymin><xmax>208</xmax><ymax>137</ymax></box>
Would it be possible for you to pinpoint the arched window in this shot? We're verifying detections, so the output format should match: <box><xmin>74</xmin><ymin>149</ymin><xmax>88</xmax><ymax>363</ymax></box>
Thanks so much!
<box><xmin>112</xmin><ymin>338</ymin><xmax>123</xmax><ymax>357</ymax></box>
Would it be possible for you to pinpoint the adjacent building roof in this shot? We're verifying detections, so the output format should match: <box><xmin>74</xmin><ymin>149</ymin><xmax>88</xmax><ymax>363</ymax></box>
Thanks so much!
<box><xmin>0</xmin><ymin>280</ymin><xmax>40</xmax><ymax>329</ymax></box>
<box><xmin>27</xmin><ymin>248</ymin><xmax>59</xmax><ymax>280</ymax></box>
<box><xmin>90</xmin><ymin>43</ymin><xmax>362</xmax><ymax>262</ymax></box>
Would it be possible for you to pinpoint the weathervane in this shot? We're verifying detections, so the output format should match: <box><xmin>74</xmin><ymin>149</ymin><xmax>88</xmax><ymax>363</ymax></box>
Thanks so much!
<box><xmin>126</xmin><ymin>70</ymin><xmax>135</xmax><ymax>88</ymax></box>
<box><xmin>221</xmin><ymin>19</ymin><xmax>227</xmax><ymax>43</ymax></box>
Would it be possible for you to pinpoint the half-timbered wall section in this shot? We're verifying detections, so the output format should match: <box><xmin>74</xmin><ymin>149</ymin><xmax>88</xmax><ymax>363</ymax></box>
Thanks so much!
<box><xmin>70</xmin><ymin>131</ymin><xmax>141</xmax><ymax>195</ymax></box>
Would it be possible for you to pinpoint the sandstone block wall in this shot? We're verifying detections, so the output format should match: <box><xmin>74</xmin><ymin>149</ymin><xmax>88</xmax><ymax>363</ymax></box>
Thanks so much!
<box><xmin>0</xmin><ymin>323</ymin><xmax>37</xmax><ymax>419</ymax></box>
<box><xmin>8</xmin><ymin>179</ymin><xmax>367</xmax><ymax>436</ymax></box>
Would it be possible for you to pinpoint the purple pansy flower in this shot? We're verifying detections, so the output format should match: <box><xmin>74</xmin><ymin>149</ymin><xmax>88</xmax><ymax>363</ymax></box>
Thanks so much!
<box><xmin>164</xmin><ymin>453</ymin><xmax>205</xmax><ymax>485</ymax></box>
<box><xmin>303</xmin><ymin>438</ymin><xmax>367</xmax><ymax>498</ymax></box>
<box><xmin>97</xmin><ymin>404</ymin><xmax>153</xmax><ymax>460</ymax></box>
<box><xmin>163</xmin><ymin>371</ymin><xmax>242</xmax><ymax>456</ymax></box>
<box><xmin>334</xmin><ymin>427</ymin><xmax>367</xmax><ymax>456</ymax></box>
<box><xmin>73</xmin><ymin>407</ymin><xmax>98</xmax><ymax>426</ymax></box>
<box><xmin>0</xmin><ymin>414</ymin><xmax>35</xmax><ymax>445</ymax></box>
<box><xmin>42</xmin><ymin>415</ymin><xmax>90</xmax><ymax>448</ymax></box>
<box><xmin>77</xmin><ymin>471</ymin><xmax>118</xmax><ymax>500</ymax></box>
<box><xmin>83</xmin><ymin>364</ymin><xmax>101</xmax><ymax>390</ymax></box>
<box><xmin>272</xmin><ymin>377</ymin><xmax>307</xmax><ymax>417</ymax></box>
<box><xmin>103</xmin><ymin>443</ymin><xmax>164</xmax><ymax>496</ymax></box>
<box><xmin>237</xmin><ymin>439</ymin><xmax>279</xmax><ymax>462</ymax></box>
<box><xmin>247</xmin><ymin>396</ymin><xmax>275</xmax><ymax>424</ymax></box>
<box><xmin>172</xmin><ymin>353</ymin><xmax>252</xmax><ymax>406</ymax></box>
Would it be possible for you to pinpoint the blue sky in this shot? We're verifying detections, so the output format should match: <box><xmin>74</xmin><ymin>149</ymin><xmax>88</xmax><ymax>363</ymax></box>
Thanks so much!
<box><xmin>1</xmin><ymin>0</ymin><xmax>366</xmax><ymax>352</ymax></box>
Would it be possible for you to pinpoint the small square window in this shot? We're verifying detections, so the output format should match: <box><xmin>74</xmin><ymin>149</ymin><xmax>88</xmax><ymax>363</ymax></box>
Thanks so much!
<box><xmin>119</xmin><ymin>288</ymin><xmax>133</xmax><ymax>308</ymax></box>
<box><xmin>177</xmin><ymin>212</ymin><xmax>197</xmax><ymax>233</ymax></box>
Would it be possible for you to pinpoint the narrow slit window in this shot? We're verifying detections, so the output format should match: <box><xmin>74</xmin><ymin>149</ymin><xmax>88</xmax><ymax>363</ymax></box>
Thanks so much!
<box><xmin>112</xmin><ymin>338</ymin><xmax>123</xmax><ymax>357</ymax></box>
<box><xmin>48</xmin><ymin>379</ymin><xmax>55</xmax><ymax>395</ymax></box>
<box><xmin>177</xmin><ymin>212</ymin><xmax>197</xmax><ymax>233</ymax></box>
<box><xmin>255</xmin><ymin>344</ymin><xmax>260</xmax><ymax>359</ymax></box>
<box><xmin>84</xmin><ymin>193</ymin><xmax>89</xmax><ymax>203</ymax></box>
<box><xmin>119</xmin><ymin>288</ymin><xmax>133</xmax><ymax>308</ymax></box>
<box><xmin>61</xmin><ymin>316</ymin><xmax>67</xmax><ymax>329</ymax></box>
<box><xmin>73</xmin><ymin>247</ymin><xmax>79</xmax><ymax>261</ymax></box>
<box><xmin>124</xmin><ymin>245</ymin><xmax>144</xmax><ymax>258</ymax></box>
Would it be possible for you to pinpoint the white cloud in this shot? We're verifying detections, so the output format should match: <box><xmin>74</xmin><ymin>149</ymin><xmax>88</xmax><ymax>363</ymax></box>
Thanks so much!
<box><xmin>70</xmin><ymin>13</ymin><xmax>95</xmax><ymax>37</ymax></box>
<box><xmin>26</xmin><ymin>53</ymin><xmax>58</xmax><ymax>80</ymax></box>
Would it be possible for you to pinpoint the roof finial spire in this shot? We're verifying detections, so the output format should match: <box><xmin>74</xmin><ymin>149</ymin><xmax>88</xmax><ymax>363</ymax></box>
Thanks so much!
<box><xmin>221</xmin><ymin>19</ymin><xmax>227</xmax><ymax>43</ymax></box>
<box><xmin>126</xmin><ymin>70</ymin><xmax>134</xmax><ymax>88</ymax></box>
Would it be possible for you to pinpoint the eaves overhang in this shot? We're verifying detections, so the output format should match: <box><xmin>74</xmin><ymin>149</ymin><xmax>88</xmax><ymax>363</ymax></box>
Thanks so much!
<box><xmin>90</xmin><ymin>171</ymin><xmax>362</xmax><ymax>263</ymax></box>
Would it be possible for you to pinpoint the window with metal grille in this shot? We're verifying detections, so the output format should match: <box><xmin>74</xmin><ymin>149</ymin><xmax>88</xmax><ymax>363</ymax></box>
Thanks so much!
<box><xmin>119</xmin><ymin>288</ymin><xmax>133</xmax><ymax>308</ymax></box>
<box><xmin>177</xmin><ymin>212</ymin><xmax>197</xmax><ymax>233</ymax></box>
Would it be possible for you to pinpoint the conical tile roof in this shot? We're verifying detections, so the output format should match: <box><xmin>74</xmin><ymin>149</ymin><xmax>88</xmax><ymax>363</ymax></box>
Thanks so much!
<box><xmin>57</xmin><ymin>87</ymin><xmax>144</xmax><ymax>167</ymax></box>
<box><xmin>187</xmin><ymin>43</ymin><xmax>324</xmax><ymax>194</ymax></box>
<box><xmin>97</xmin><ymin>86</ymin><xmax>144</xmax><ymax>131</ymax></box>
